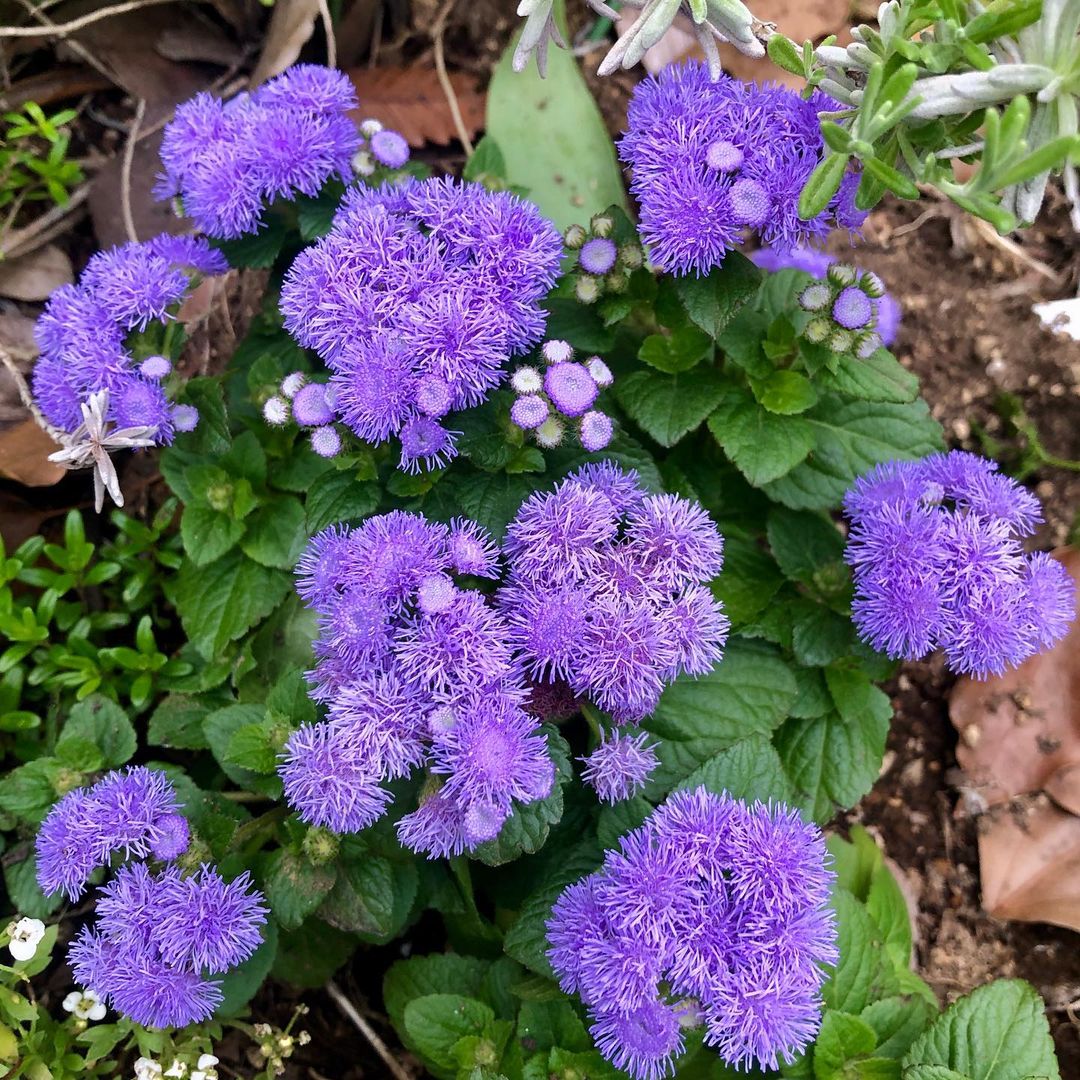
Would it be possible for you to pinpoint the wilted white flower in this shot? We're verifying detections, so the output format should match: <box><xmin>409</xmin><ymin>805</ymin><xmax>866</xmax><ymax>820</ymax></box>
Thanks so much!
<box><xmin>134</xmin><ymin>1058</ymin><xmax>163</xmax><ymax>1080</ymax></box>
<box><xmin>190</xmin><ymin>1054</ymin><xmax>219</xmax><ymax>1080</ymax></box>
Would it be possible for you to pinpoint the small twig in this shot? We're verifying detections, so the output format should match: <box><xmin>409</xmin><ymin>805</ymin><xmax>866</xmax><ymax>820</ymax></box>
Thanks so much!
<box><xmin>120</xmin><ymin>97</ymin><xmax>146</xmax><ymax>243</ymax></box>
<box><xmin>0</xmin><ymin>0</ymin><xmax>179</xmax><ymax>38</ymax></box>
<box><xmin>0</xmin><ymin>181</ymin><xmax>91</xmax><ymax>259</ymax></box>
<box><xmin>325</xmin><ymin>980</ymin><xmax>412</xmax><ymax>1080</ymax></box>
<box><xmin>12</xmin><ymin>0</ymin><xmax>120</xmax><ymax>90</ymax></box>
<box><xmin>431</xmin><ymin>0</ymin><xmax>474</xmax><ymax>156</ymax></box>
<box><xmin>0</xmin><ymin>345</ymin><xmax>65</xmax><ymax>441</ymax></box>
<box><xmin>316</xmin><ymin>0</ymin><xmax>337</xmax><ymax>70</ymax></box>
<box><xmin>971</xmin><ymin>215</ymin><xmax>1064</xmax><ymax>286</ymax></box>
<box><xmin>892</xmin><ymin>206</ymin><xmax>943</xmax><ymax>238</ymax></box>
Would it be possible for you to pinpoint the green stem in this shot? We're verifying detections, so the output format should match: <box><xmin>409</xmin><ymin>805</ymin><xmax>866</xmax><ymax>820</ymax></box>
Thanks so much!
<box><xmin>580</xmin><ymin>701</ymin><xmax>605</xmax><ymax>749</ymax></box>
<box><xmin>228</xmin><ymin>805</ymin><xmax>288</xmax><ymax>854</ymax></box>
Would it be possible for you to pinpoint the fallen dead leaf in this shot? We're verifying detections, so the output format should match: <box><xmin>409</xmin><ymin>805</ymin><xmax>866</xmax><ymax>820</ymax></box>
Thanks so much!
<box><xmin>951</xmin><ymin>548</ymin><xmax>1080</xmax><ymax>813</ymax></box>
<box><xmin>251</xmin><ymin>0</ymin><xmax>321</xmax><ymax>86</ymax></box>
<box><xmin>348</xmin><ymin>65</ymin><xmax>486</xmax><ymax>149</ymax></box>
<box><xmin>0</xmin><ymin>419</ymin><xmax>64</xmax><ymax>486</ymax></box>
<box><xmin>978</xmin><ymin>796</ymin><xmax>1080</xmax><ymax>932</ymax></box>
<box><xmin>0</xmin><ymin>66</ymin><xmax>113</xmax><ymax>112</ymax></box>
<box><xmin>0</xmin><ymin>244</ymin><xmax>73</xmax><ymax>302</ymax></box>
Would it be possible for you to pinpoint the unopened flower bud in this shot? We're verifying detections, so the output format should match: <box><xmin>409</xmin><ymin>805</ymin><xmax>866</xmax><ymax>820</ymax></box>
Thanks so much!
<box><xmin>534</xmin><ymin>416</ymin><xmax>565</xmax><ymax>448</ymax></box>
<box><xmin>827</xmin><ymin>262</ymin><xmax>857</xmax><ymax>287</ymax></box>
<box><xmin>585</xmin><ymin>356</ymin><xmax>613</xmax><ymax>387</ymax></box>
<box><xmin>303</xmin><ymin>826</ymin><xmax>340</xmax><ymax>865</ymax></box>
<box><xmin>804</xmin><ymin>317</ymin><xmax>831</xmax><ymax>344</ymax></box>
<box><xmin>860</xmin><ymin>271</ymin><xmax>886</xmax><ymax>298</ymax></box>
<box><xmin>511</xmin><ymin>366</ymin><xmax>543</xmax><ymax>394</ymax></box>
<box><xmin>263</xmin><ymin>396</ymin><xmax>289</xmax><ymax>426</ymax></box>
<box><xmin>829</xmin><ymin>327</ymin><xmax>854</xmax><ymax>353</ymax></box>
<box><xmin>359</xmin><ymin>118</ymin><xmax>384</xmax><ymax>138</ymax></box>
<box><xmin>604</xmin><ymin>270</ymin><xmax>630</xmax><ymax>294</ymax></box>
<box><xmin>590</xmin><ymin>213</ymin><xmax>614</xmax><ymax>238</ymax></box>
<box><xmin>542</xmin><ymin>340</ymin><xmax>574</xmax><ymax>365</ymax></box>
<box><xmin>799</xmin><ymin>283</ymin><xmax>830</xmax><ymax>312</ymax></box>
<box><xmin>855</xmin><ymin>331</ymin><xmax>882</xmax><ymax>359</ymax></box>
<box><xmin>280</xmin><ymin>371</ymin><xmax>306</xmax><ymax>398</ymax></box>
<box><xmin>564</xmin><ymin>224</ymin><xmax>587</xmax><ymax>249</ymax></box>
<box><xmin>575</xmin><ymin>275</ymin><xmax>600</xmax><ymax>304</ymax></box>
<box><xmin>352</xmin><ymin>149</ymin><xmax>376</xmax><ymax>177</ymax></box>
<box><xmin>618</xmin><ymin>244</ymin><xmax>644</xmax><ymax>270</ymax></box>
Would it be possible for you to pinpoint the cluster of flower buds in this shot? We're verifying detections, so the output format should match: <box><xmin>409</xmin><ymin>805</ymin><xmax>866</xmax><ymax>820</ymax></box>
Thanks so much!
<box><xmin>249</xmin><ymin>1009</ymin><xmax>311</xmax><ymax>1077</ymax></box>
<box><xmin>564</xmin><ymin>214</ymin><xmax>644</xmax><ymax>304</ymax></box>
<box><xmin>509</xmin><ymin>339</ymin><xmax>615</xmax><ymax>452</ymax></box>
<box><xmin>263</xmin><ymin>372</ymin><xmax>343</xmax><ymax>458</ymax></box>
<box><xmin>798</xmin><ymin>263</ymin><xmax>888</xmax><ymax>359</ymax></box>
<box><xmin>351</xmin><ymin>117</ymin><xmax>411</xmax><ymax>178</ymax></box>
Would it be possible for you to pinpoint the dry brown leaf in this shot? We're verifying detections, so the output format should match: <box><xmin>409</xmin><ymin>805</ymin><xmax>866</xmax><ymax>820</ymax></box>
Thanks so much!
<box><xmin>978</xmin><ymin>796</ymin><xmax>1080</xmax><ymax>932</ymax></box>
<box><xmin>0</xmin><ymin>419</ymin><xmax>64</xmax><ymax>486</ymax></box>
<box><xmin>951</xmin><ymin>548</ymin><xmax>1080</xmax><ymax>813</ymax></box>
<box><xmin>0</xmin><ymin>66</ymin><xmax>113</xmax><ymax>112</ymax></box>
<box><xmin>0</xmin><ymin>244</ymin><xmax>73</xmax><ymax>302</ymax></box>
<box><xmin>251</xmin><ymin>0</ymin><xmax>321</xmax><ymax>86</ymax></box>
<box><xmin>348</xmin><ymin>66</ymin><xmax>486</xmax><ymax>149</ymax></box>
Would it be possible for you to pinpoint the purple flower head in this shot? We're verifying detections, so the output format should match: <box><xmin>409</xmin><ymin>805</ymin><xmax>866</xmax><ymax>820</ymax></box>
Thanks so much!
<box><xmin>844</xmin><ymin>452</ymin><xmax>1074</xmax><ymax>676</ymax></box>
<box><xmin>546</xmin><ymin>789</ymin><xmax>836</xmax><ymax>1079</ymax></box>
<box><xmin>146</xmin><ymin>233</ymin><xmax>228</xmax><ymax>276</ymax></box>
<box><xmin>172</xmin><ymin>404</ymin><xmax>199</xmax><ymax>432</ymax></box>
<box><xmin>81</xmin><ymin>243</ymin><xmax>188</xmax><ymax>331</ymax></box>
<box><xmin>111</xmin><ymin>375</ymin><xmax>174</xmax><ymax>439</ymax></box>
<box><xmin>399</xmin><ymin>416</ymin><xmax>458</xmax><ymax>473</ymax></box>
<box><xmin>108</xmin><ymin>960</ymin><xmax>223</xmax><ymax>1030</ymax></box>
<box><xmin>415</xmin><ymin>374</ymin><xmax>453</xmax><ymax>418</ymax></box>
<box><xmin>545</xmin><ymin>362</ymin><xmax>599</xmax><ymax>417</ymax></box>
<box><xmin>579</xmin><ymin>410</ymin><xmax>614</xmax><ymax>452</ymax></box>
<box><xmin>447</xmin><ymin>518</ymin><xmax>500</xmax><ymax>578</ymax></box>
<box><xmin>139</xmin><ymin>355</ymin><xmax>172</xmax><ymax>380</ymax></box>
<box><xmin>160</xmin><ymin>66</ymin><xmax>360</xmax><ymax>238</ymax></box>
<box><xmin>311</xmin><ymin>424</ymin><xmax>342</xmax><ymax>458</ymax></box>
<box><xmin>396</xmin><ymin>786</ymin><xmax>468</xmax><ymax>859</ymax></box>
<box><xmin>511</xmin><ymin>394</ymin><xmax>550</xmax><ymax>430</ymax></box>
<box><xmin>149</xmin><ymin>812</ymin><xmax>191</xmax><ymax>861</ymax></box>
<box><xmin>832</xmin><ymin>285</ymin><xmax>873</xmax><ymax>330</ymax></box>
<box><xmin>371</xmin><ymin>129</ymin><xmax>410</xmax><ymax>168</ymax></box>
<box><xmin>620</xmin><ymin>64</ymin><xmax>857</xmax><ymax>275</ymax></box>
<box><xmin>292</xmin><ymin>382</ymin><xmax>334</xmax><ymax>427</ymax></box>
<box><xmin>501</xmin><ymin>581</ymin><xmax>592</xmax><ymax>684</ymax></box>
<box><xmin>579</xmin><ymin>237</ymin><xmax>618</xmax><ymax>275</ymax></box>
<box><xmin>582</xmin><ymin>728</ymin><xmax>659</xmax><ymax>803</ymax></box>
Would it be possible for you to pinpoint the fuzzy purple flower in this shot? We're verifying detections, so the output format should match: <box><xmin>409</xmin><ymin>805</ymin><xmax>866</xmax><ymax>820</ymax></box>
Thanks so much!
<box><xmin>280</xmin><ymin>176</ymin><xmax>562</xmax><ymax>470</ymax></box>
<box><xmin>620</xmin><ymin>63</ymin><xmax>863</xmax><ymax>275</ymax></box>
<box><xmin>579</xmin><ymin>237</ymin><xmax>618</xmax><ymax>276</ymax></box>
<box><xmin>36</xmin><ymin>767</ymin><xmax>188</xmax><ymax>900</ymax></box>
<box><xmin>844</xmin><ymin>451</ymin><xmax>1075</xmax><ymax>676</ymax></box>
<box><xmin>546</xmin><ymin>789</ymin><xmax>837</xmax><ymax>1079</ymax></box>
<box><xmin>158</xmin><ymin>65</ymin><xmax>360</xmax><ymax>238</ymax></box>
<box><xmin>581</xmin><ymin>729</ymin><xmax>659</xmax><ymax>803</ymax></box>
<box><xmin>500</xmin><ymin>465</ymin><xmax>727</xmax><ymax>722</ymax></box>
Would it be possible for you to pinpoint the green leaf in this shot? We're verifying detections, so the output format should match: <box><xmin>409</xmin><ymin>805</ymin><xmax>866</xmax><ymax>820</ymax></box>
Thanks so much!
<box><xmin>385</xmin><ymin>954</ymin><xmax>493</xmax><ymax>1037</ymax></box>
<box><xmin>617</xmin><ymin>366</ymin><xmax>730</xmax><ymax>448</ymax></box>
<box><xmin>799</xmin><ymin>153</ymin><xmax>849</xmax><ymax>219</ymax></box>
<box><xmin>203</xmin><ymin>704</ymin><xmax>281</xmax><ymax>797</ymax></box>
<box><xmin>214</xmin><ymin>213</ymin><xmax>288</xmax><ymax>268</ymax></box>
<box><xmin>3</xmin><ymin>849</ymin><xmax>62</xmax><ymax>918</ymax></box>
<box><xmin>180</xmin><ymin>506</ymin><xmax>245</xmax><ymax>567</ymax></box>
<box><xmin>215</xmin><ymin>920</ymin><xmax>278</xmax><ymax>1017</ymax></box>
<box><xmin>240</xmin><ymin>495</ymin><xmax>307</xmax><ymax>569</ymax></box>
<box><xmin>306</xmin><ymin>471</ymin><xmax>381</xmax><ymax>532</ymax></box>
<box><xmin>58</xmin><ymin>695</ymin><xmax>137</xmax><ymax>768</ymax></box>
<box><xmin>860</xmin><ymin>997</ymin><xmax>936</xmax><ymax>1060</ymax></box>
<box><xmin>463</xmin><ymin>135</ymin><xmax>508</xmax><ymax>183</ymax></box>
<box><xmin>902</xmin><ymin>980</ymin><xmax>1060</xmax><ymax>1080</ymax></box>
<box><xmin>675</xmin><ymin>732</ymin><xmax>795</xmax><ymax>805</ymax></box>
<box><xmin>643</xmin><ymin>638</ymin><xmax>798</xmax><ymax>793</ymax></box>
<box><xmin>790</xmin><ymin>600</ymin><xmax>855</xmax><ymax>667</ymax></box>
<box><xmin>273</xmin><ymin>919</ymin><xmax>355</xmax><ymax>989</ymax></box>
<box><xmin>866</xmin><ymin>862</ymin><xmax>913</xmax><ymax>972</ymax></box>
<box><xmin>174</xmin><ymin>378</ymin><xmax>230</xmax><ymax>457</ymax></box>
<box><xmin>823</xmin><ymin>890</ymin><xmax>900</xmax><ymax>1015</ymax></box>
<box><xmin>403</xmin><ymin>995</ymin><xmax>495</xmax><ymax>1077</ymax></box>
<box><xmin>319</xmin><ymin>851</ymin><xmax>419</xmax><ymax>943</ymax></box>
<box><xmin>596</xmin><ymin>796</ymin><xmax>652</xmax><ymax>849</ymax></box>
<box><xmin>517</xmin><ymin>999</ymin><xmax>592</xmax><ymax>1054</ymax></box>
<box><xmin>638</xmin><ymin>326</ymin><xmax>713</xmax><ymax>374</ymax></box>
<box><xmin>441</xmin><ymin>470</ymin><xmax>540</xmax><ymax>539</ymax></box>
<box><xmin>224</xmin><ymin>722</ymin><xmax>279</xmax><ymax>774</ymax></box>
<box><xmin>0</xmin><ymin>758</ymin><xmax>61</xmax><ymax>822</ymax></box>
<box><xmin>486</xmin><ymin>12</ymin><xmax>627</xmax><ymax>231</ymax></box>
<box><xmin>767</xmin><ymin>32</ymin><xmax>804</xmax><ymax>75</ymax></box>
<box><xmin>672</xmin><ymin>253</ymin><xmax>762</xmax><ymax>338</ymax></box>
<box><xmin>766</xmin><ymin>507</ymin><xmax>846</xmax><ymax>585</ymax></box>
<box><xmin>712</xmin><ymin>536</ymin><xmax>785</xmax><ymax>626</ymax></box>
<box><xmin>542</xmin><ymin>298</ymin><xmax>616</xmax><ymax>353</ymax></box>
<box><xmin>295</xmin><ymin>181</ymin><xmax>346</xmax><ymax>240</ymax></box>
<box><xmin>148</xmin><ymin>695</ymin><xmax>212</xmax><ymax>750</ymax></box>
<box><xmin>169</xmin><ymin>550</ymin><xmax>292</xmax><ymax>659</ymax></box>
<box><xmin>762</xmin><ymin>397</ymin><xmax>943</xmax><ymax>511</ymax></box>
<box><xmin>262</xmin><ymin>849</ymin><xmax>336</xmax><ymax>930</ymax></box>
<box><xmin>707</xmin><ymin>388</ymin><xmax>816</xmax><ymax>485</ymax></box>
<box><xmin>752</xmin><ymin>370</ymin><xmax>819</xmax><ymax>415</ymax></box>
<box><xmin>817</xmin><ymin>350</ymin><xmax>919</xmax><ymax>404</ymax></box>
<box><xmin>813</xmin><ymin>1011</ymin><xmax>878</xmax><ymax>1080</ymax></box>
<box><xmin>775</xmin><ymin>668</ymin><xmax>891</xmax><ymax>820</ymax></box>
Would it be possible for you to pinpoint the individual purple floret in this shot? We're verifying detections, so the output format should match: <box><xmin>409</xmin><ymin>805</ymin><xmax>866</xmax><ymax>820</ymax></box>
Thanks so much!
<box><xmin>280</xmin><ymin>176</ymin><xmax>563</xmax><ymax>471</ymax></box>
<box><xmin>158</xmin><ymin>65</ymin><xmax>360</xmax><ymax>239</ymax></box>
<box><xmin>579</xmin><ymin>410</ymin><xmax>614</xmax><ymax>452</ymax></box>
<box><xmin>499</xmin><ymin>465</ymin><xmax>727</xmax><ymax>722</ymax></box>
<box><xmin>31</xmin><ymin>235</ymin><xmax>223</xmax><ymax>442</ymax></box>
<box><xmin>370</xmin><ymin>129</ymin><xmax>410</xmax><ymax>168</ymax></box>
<box><xmin>281</xmin><ymin>510</ymin><xmax>555</xmax><ymax>855</ymax></box>
<box><xmin>832</xmin><ymin>286</ymin><xmax>873</xmax><ymax>329</ymax></box>
<box><xmin>546</xmin><ymin>788</ymin><xmax>837</xmax><ymax>1079</ymax></box>
<box><xmin>620</xmin><ymin>63</ymin><xmax>863</xmax><ymax>276</ymax></box>
<box><xmin>70</xmin><ymin>861</ymin><xmax>266</xmax><ymax>1028</ymax></box>
<box><xmin>844</xmin><ymin>451</ymin><xmax>1075</xmax><ymax>677</ymax></box>
<box><xmin>581</xmin><ymin>729</ymin><xmax>659</xmax><ymax>803</ymax></box>
<box><xmin>579</xmin><ymin>237</ymin><xmax>618</xmax><ymax>275</ymax></box>
<box><xmin>36</xmin><ymin>766</ymin><xmax>188</xmax><ymax>901</ymax></box>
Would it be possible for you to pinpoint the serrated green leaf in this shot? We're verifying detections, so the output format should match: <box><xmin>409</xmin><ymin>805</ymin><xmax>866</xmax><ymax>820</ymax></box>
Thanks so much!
<box><xmin>860</xmin><ymin>997</ymin><xmax>936</xmax><ymax>1060</ymax></box>
<box><xmin>766</xmin><ymin>507</ymin><xmax>846</xmax><ymax>586</ymax></box>
<box><xmin>404</xmin><ymin>995</ymin><xmax>495</xmax><ymax>1077</ymax></box>
<box><xmin>319</xmin><ymin>852</ymin><xmax>418</xmax><ymax>943</ymax></box>
<box><xmin>214</xmin><ymin>214</ymin><xmax>288</xmax><ymax>268</ymax></box>
<box><xmin>305</xmin><ymin>471</ymin><xmax>381</xmax><ymax>532</ymax></box>
<box><xmin>618</xmin><ymin>365</ymin><xmax>730</xmax><ymax>448</ymax></box>
<box><xmin>675</xmin><ymin>732</ymin><xmax>795</xmax><ymax>805</ymax></box>
<box><xmin>180</xmin><ymin>506</ymin><xmax>245</xmax><ymax>567</ymax></box>
<box><xmin>752</xmin><ymin>369</ymin><xmax>819</xmax><ymax>415</ymax></box>
<box><xmin>596</xmin><ymin>795</ymin><xmax>652</xmax><ymax>849</ymax></box>
<box><xmin>148</xmin><ymin>695</ymin><xmax>212</xmax><ymax>750</ymax></box>
<box><xmin>638</xmin><ymin>326</ymin><xmax>713</xmax><ymax>374</ymax></box>
<box><xmin>215</xmin><ymin>920</ymin><xmax>278</xmax><ymax>1017</ymax></box>
<box><xmin>240</xmin><ymin>495</ymin><xmax>307</xmax><ymax>569</ymax></box>
<box><xmin>708</xmin><ymin>388</ymin><xmax>816</xmax><ymax>486</ymax></box>
<box><xmin>817</xmin><ymin>350</ymin><xmax>919</xmax><ymax>404</ymax></box>
<box><xmin>262</xmin><ymin>848</ymin><xmax>336</xmax><ymax>930</ymax></box>
<box><xmin>813</xmin><ymin>1011</ymin><xmax>878</xmax><ymax>1080</ymax></box>
<box><xmin>711</xmin><ymin>535</ymin><xmax>785</xmax><ymax>626</ymax></box>
<box><xmin>672</xmin><ymin>253</ymin><xmax>762</xmax><ymax>338</ymax></box>
<box><xmin>385</xmin><ymin>954</ymin><xmax>493</xmax><ymax>1038</ymax></box>
<box><xmin>58</xmin><ymin>695</ymin><xmax>136</xmax><ymax>768</ymax></box>
<box><xmin>823</xmin><ymin>890</ymin><xmax>900</xmax><ymax>1014</ymax></box>
<box><xmin>790</xmin><ymin>600</ymin><xmax>855</xmax><ymax>667</ymax></box>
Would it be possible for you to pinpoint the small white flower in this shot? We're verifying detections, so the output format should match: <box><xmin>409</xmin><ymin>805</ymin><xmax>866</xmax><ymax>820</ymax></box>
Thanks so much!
<box><xmin>7</xmin><ymin>917</ymin><xmax>45</xmax><ymax>962</ymax></box>
<box><xmin>534</xmin><ymin>416</ymin><xmax>565</xmax><ymax>449</ymax></box>
<box><xmin>542</xmin><ymin>339</ymin><xmax>574</xmax><ymax>365</ymax></box>
<box><xmin>585</xmin><ymin>357</ymin><xmax>613</xmax><ymax>388</ymax></box>
<box><xmin>510</xmin><ymin>366</ymin><xmax>543</xmax><ymax>394</ymax></box>
<box><xmin>164</xmin><ymin>1060</ymin><xmax>187</xmax><ymax>1078</ymax></box>
<box><xmin>62</xmin><ymin>988</ymin><xmax>106</xmax><ymax>1021</ymax></box>
<box><xmin>191</xmin><ymin>1054</ymin><xmax>219</xmax><ymax>1080</ymax></box>
<box><xmin>263</xmin><ymin>396</ymin><xmax>290</xmax><ymax>426</ymax></box>
<box><xmin>352</xmin><ymin>149</ymin><xmax>375</xmax><ymax>177</ymax></box>
<box><xmin>359</xmin><ymin>118</ymin><xmax>384</xmax><ymax>138</ymax></box>
<box><xmin>280</xmin><ymin>372</ymin><xmax>306</xmax><ymax>399</ymax></box>
<box><xmin>134</xmin><ymin>1058</ymin><xmax>163</xmax><ymax>1080</ymax></box>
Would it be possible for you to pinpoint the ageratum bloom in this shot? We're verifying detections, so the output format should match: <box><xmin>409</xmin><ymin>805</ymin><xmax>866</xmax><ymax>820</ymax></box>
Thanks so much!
<box><xmin>279</xmin><ymin>176</ymin><xmax>563</xmax><ymax>471</ymax></box>
<box><xmin>32</xmin><ymin>235</ymin><xmax>223</xmax><ymax>440</ymax></box>
<box><xmin>36</xmin><ymin>767</ymin><xmax>189</xmax><ymax>901</ymax></box>
<box><xmin>499</xmin><ymin>463</ymin><xmax>729</xmax><ymax>722</ymax></box>
<box><xmin>620</xmin><ymin>63</ymin><xmax>864</xmax><ymax>275</ymax></box>
<box><xmin>844</xmin><ymin>451</ymin><xmax>1075</xmax><ymax>676</ymax></box>
<box><xmin>158</xmin><ymin>65</ymin><xmax>360</xmax><ymax>238</ymax></box>
<box><xmin>280</xmin><ymin>511</ymin><xmax>555</xmax><ymax>856</ymax></box>
<box><xmin>69</xmin><ymin>862</ymin><xmax>266</xmax><ymax>1028</ymax></box>
<box><xmin>546</xmin><ymin>788</ymin><xmax>837</xmax><ymax>1079</ymax></box>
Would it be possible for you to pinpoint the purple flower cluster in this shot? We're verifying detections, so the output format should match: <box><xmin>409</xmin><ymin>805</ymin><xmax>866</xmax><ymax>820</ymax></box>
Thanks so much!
<box><xmin>36</xmin><ymin>766</ymin><xmax>190</xmax><ymax>900</ymax></box>
<box><xmin>547</xmin><ymin>788</ymin><xmax>837</xmax><ymax>1079</ymax></box>
<box><xmin>280</xmin><ymin>511</ymin><xmax>555</xmax><ymax>855</ymax></box>
<box><xmin>581</xmin><ymin>728</ymin><xmax>659</xmax><ymax>803</ymax></box>
<box><xmin>510</xmin><ymin>340</ymin><xmax>615</xmax><ymax>453</ymax></box>
<box><xmin>499</xmin><ymin>463</ymin><xmax>729</xmax><ymax>724</ymax></box>
<box><xmin>751</xmin><ymin>246</ymin><xmax>901</xmax><ymax>347</ymax></box>
<box><xmin>279</xmin><ymin>176</ymin><xmax>564</xmax><ymax>472</ymax></box>
<box><xmin>70</xmin><ymin>862</ymin><xmax>267</xmax><ymax>1028</ymax></box>
<box><xmin>845</xmin><ymin>451</ymin><xmax>1075</xmax><ymax>676</ymax></box>
<box><xmin>263</xmin><ymin>373</ymin><xmax>343</xmax><ymax>459</ymax></box>
<box><xmin>32</xmin><ymin>235</ymin><xmax>224</xmax><ymax>437</ymax></box>
<box><xmin>619</xmin><ymin>63</ymin><xmax>865</xmax><ymax>276</ymax></box>
<box><xmin>158</xmin><ymin>65</ymin><xmax>360</xmax><ymax>238</ymax></box>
